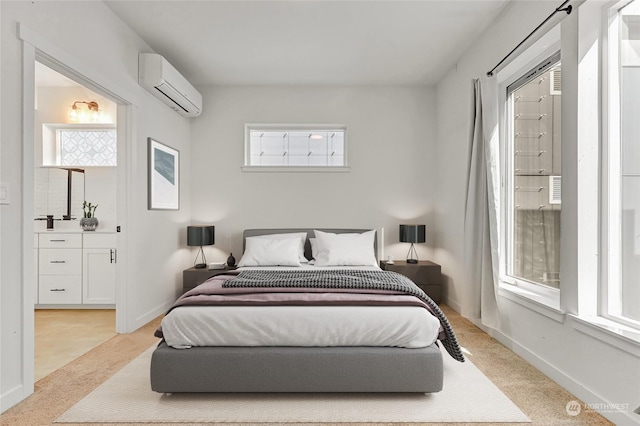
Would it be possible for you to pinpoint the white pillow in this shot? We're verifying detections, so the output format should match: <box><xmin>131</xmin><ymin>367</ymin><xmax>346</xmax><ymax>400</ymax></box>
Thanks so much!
<box><xmin>313</xmin><ymin>230</ymin><xmax>377</xmax><ymax>266</ymax></box>
<box><xmin>250</xmin><ymin>232</ymin><xmax>308</xmax><ymax>263</ymax></box>
<box><xmin>237</xmin><ymin>237</ymin><xmax>301</xmax><ymax>267</ymax></box>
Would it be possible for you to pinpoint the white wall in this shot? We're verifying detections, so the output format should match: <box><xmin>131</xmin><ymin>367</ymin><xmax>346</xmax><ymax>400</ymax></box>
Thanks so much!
<box><xmin>190</xmin><ymin>85</ymin><xmax>437</xmax><ymax>263</ymax></box>
<box><xmin>435</xmin><ymin>1</ymin><xmax>640</xmax><ymax>424</ymax></box>
<box><xmin>1</xmin><ymin>0</ymin><xmax>191</xmax><ymax>412</ymax></box>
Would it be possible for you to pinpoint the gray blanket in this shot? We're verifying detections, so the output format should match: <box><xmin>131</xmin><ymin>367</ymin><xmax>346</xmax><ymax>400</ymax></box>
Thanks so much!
<box><xmin>223</xmin><ymin>269</ymin><xmax>465</xmax><ymax>362</ymax></box>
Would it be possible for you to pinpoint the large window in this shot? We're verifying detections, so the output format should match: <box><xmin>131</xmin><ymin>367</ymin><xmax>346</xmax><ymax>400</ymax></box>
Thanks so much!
<box><xmin>244</xmin><ymin>124</ymin><xmax>347</xmax><ymax>171</ymax></box>
<box><xmin>505</xmin><ymin>52</ymin><xmax>562</xmax><ymax>290</ymax></box>
<box><xmin>604</xmin><ymin>0</ymin><xmax>640</xmax><ymax>327</ymax></box>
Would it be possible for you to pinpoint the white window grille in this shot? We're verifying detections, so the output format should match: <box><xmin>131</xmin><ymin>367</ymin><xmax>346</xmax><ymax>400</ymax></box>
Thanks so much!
<box><xmin>244</xmin><ymin>124</ymin><xmax>348</xmax><ymax>171</ymax></box>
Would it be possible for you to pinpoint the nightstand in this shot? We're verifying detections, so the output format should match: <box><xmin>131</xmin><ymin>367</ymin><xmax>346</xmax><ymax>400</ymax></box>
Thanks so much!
<box><xmin>380</xmin><ymin>260</ymin><xmax>442</xmax><ymax>303</ymax></box>
<box><xmin>182</xmin><ymin>266</ymin><xmax>237</xmax><ymax>294</ymax></box>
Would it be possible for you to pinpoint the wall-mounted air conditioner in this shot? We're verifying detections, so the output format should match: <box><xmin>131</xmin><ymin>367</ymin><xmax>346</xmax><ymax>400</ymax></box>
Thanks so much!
<box><xmin>549</xmin><ymin>175</ymin><xmax>561</xmax><ymax>204</ymax></box>
<box><xmin>550</xmin><ymin>69</ymin><xmax>562</xmax><ymax>95</ymax></box>
<box><xmin>138</xmin><ymin>53</ymin><xmax>202</xmax><ymax>117</ymax></box>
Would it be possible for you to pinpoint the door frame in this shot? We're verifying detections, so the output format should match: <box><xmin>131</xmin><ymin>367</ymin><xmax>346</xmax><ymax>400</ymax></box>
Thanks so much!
<box><xmin>19</xmin><ymin>24</ymin><xmax>137</xmax><ymax>396</ymax></box>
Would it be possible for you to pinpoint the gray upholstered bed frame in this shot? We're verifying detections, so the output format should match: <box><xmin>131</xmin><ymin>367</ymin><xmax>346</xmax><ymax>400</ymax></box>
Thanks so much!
<box><xmin>150</xmin><ymin>228</ymin><xmax>444</xmax><ymax>393</ymax></box>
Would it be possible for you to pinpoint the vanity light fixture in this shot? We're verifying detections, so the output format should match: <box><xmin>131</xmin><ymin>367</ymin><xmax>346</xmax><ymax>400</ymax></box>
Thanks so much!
<box><xmin>69</xmin><ymin>100</ymin><xmax>101</xmax><ymax>122</ymax></box>
<box><xmin>309</xmin><ymin>133</ymin><xmax>323</xmax><ymax>140</ymax></box>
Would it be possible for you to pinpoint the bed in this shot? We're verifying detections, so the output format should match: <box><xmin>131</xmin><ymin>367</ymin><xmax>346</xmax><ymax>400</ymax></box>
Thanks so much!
<box><xmin>150</xmin><ymin>228</ymin><xmax>464</xmax><ymax>393</ymax></box>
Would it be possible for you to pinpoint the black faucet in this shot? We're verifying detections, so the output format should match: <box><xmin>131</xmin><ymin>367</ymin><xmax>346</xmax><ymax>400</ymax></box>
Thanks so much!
<box><xmin>35</xmin><ymin>215</ymin><xmax>59</xmax><ymax>229</ymax></box>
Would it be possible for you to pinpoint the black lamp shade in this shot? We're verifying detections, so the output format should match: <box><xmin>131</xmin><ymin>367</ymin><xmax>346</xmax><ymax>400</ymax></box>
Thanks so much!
<box><xmin>187</xmin><ymin>226</ymin><xmax>215</xmax><ymax>247</ymax></box>
<box><xmin>399</xmin><ymin>224</ymin><xmax>426</xmax><ymax>243</ymax></box>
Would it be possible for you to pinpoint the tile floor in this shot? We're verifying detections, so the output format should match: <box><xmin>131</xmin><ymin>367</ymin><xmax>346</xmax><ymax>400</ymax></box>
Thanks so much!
<box><xmin>34</xmin><ymin>309</ymin><xmax>116</xmax><ymax>381</ymax></box>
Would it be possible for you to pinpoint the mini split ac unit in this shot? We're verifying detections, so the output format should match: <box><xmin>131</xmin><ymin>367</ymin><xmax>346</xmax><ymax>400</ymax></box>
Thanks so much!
<box><xmin>138</xmin><ymin>53</ymin><xmax>202</xmax><ymax>117</ymax></box>
<box><xmin>549</xmin><ymin>175</ymin><xmax>561</xmax><ymax>204</ymax></box>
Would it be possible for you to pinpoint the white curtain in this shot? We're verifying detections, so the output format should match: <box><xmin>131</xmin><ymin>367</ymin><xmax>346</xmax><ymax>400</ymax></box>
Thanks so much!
<box><xmin>462</xmin><ymin>77</ymin><xmax>501</xmax><ymax>329</ymax></box>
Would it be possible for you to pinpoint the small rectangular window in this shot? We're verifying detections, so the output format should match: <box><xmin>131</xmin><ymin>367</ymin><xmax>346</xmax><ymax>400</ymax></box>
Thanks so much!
<box><xmin>58</xmin><ymin>128</ymin><xmax>117</xmax><ymax>166</ymax></box>
<box><xmin>244</xmin><ymin>124</ymin><xmax>348</xmax><ymax>171</ymax></box>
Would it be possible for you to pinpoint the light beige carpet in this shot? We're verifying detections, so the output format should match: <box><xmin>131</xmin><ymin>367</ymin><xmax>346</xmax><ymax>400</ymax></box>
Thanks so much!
<box><xmin>56</xmin><ymin>345</ymin><xmax>530</xmax><ymax>424</ymax></box>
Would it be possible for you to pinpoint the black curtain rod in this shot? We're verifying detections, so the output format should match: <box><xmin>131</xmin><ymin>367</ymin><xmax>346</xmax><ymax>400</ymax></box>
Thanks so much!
<box><xmin>486</xmin><ymin>0</ymin><xmax>573</xmax><ymax>77</ymax></box>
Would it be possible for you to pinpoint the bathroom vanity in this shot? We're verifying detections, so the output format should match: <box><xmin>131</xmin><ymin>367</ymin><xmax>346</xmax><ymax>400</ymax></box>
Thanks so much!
<box><xmin>35</xmin><ymin>230</ymin><xmax>116</xmax><ymax>307</ymax></box>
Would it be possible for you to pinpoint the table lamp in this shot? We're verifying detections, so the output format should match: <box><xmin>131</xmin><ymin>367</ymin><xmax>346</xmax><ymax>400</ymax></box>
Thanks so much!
<box><xmin>187</xmin><ymin>225</ymin><xmax>215</xmax><ymax>269</ymax></box>
<box><xmin>399</xmin><ymin>224</ymin><xmax>425</xmax><ymax>264</ymax></box>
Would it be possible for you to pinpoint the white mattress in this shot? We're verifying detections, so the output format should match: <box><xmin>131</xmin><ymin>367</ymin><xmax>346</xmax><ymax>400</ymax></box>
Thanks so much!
<box><xmin>161</xmin><ymin>305</ymin><xmax>440</xmax><ymax>349</ymax></box>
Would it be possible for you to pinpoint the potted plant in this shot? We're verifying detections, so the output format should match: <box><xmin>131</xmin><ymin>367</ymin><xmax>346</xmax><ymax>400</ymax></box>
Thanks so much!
<box><xmin>80</xmin><ymin>200</ymin><xmax>99</xmax><ymax>231</ymax></box>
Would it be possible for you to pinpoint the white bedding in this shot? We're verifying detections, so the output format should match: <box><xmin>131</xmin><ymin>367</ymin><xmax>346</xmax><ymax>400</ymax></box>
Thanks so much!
<box><xmin>161</xmin><ymin>305</ymin><xmax>440</xmax><ymax>349</ymax></box>
<box><xmin>161</xmin><ymin>264</ymin><xmax>440</xmax><ymax>350</ymax></box>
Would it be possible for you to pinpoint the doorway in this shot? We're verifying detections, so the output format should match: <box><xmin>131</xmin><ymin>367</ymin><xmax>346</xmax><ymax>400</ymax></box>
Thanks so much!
<box><xmin>34</xmin><ymin>310</ymin><xmax>115</xmax><ymax>381</ymax></box>
<box><xmin>32</xmin><ymin>61</ymin><xmax>120</xmax><ymax>382</ymax></box>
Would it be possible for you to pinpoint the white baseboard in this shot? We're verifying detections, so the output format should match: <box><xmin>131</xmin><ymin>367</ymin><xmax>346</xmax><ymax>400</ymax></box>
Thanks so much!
<box><xmin>483</xmin><ymin>326</ymin><xmax>640</xmax><ymax>425</ymax></box>
<box><xmin>444</xmin><ymin>296</ymin><xmax>461</xmax><ymax>313</ymax></box>
<box><xmin>130</xmin><ymin>300</ymin><xmax>174</xmax><ymax>333</ymax></box>
<box><xmin>1</xmin><ymin>384</ymin><xmax>28</xmax><ymax>414</ymax></box>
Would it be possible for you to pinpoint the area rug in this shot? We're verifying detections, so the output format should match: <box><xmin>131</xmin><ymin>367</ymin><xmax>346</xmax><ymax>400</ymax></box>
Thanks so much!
<box><xmin>56</xmin><ymin>345</ymin><xmax>530</xmax><ymax>423</ymax></box>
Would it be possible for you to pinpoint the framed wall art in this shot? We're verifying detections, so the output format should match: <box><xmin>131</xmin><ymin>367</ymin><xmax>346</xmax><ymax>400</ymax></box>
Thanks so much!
<box><xmin>148</xmin><ymin>137</ymin><xmax>179</xmax><ymax>210</ymax></box>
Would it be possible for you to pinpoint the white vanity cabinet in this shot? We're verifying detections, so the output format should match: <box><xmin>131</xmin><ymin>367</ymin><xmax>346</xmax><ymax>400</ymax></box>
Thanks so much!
<box><xmin>36</xmin><ymin>232</ymin><xmax>116</xmax><ymax>307</ymax></box>
<box><xmin>38</xmin><ymin>233</ymin><xmax>83</xmax><ymax>304</ymax></box>
<box><xmin>82</xmin><ymin>234</ymin><xmax>116</xmax><ymax>304</ymax></box>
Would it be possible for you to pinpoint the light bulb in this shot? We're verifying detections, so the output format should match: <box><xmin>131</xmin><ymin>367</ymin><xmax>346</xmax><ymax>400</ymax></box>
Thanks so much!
<box><xmin>69</xmin><ymin>106</ymin><xmax>78</xmax><ymax>121</ymax></box>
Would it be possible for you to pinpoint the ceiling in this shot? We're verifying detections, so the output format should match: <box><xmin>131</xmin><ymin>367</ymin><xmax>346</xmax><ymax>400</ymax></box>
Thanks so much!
<box><xmin>105</xmin><ymin>0</ymin><xmax>510</xmax><ymax>87</ymax></box>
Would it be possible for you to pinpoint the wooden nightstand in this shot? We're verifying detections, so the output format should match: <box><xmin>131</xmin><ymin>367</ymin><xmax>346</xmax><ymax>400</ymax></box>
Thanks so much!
<box><xmin>380</xmin><ymin>260</ymin><xmax>442</xmax><ymax>303</ymax></box>
<box><xmin>182</xmin><ymin>266</ymin><xmax>237</xmax><ymax>294</ymax></box>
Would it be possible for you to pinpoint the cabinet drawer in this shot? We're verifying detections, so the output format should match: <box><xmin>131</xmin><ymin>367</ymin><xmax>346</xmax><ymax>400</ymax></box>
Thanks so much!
<box><xmin>39</xmin><ymin>233</ymin><xmax>82</xmax><ymax>248</ymax></box>
<box><xmin>39</xmin><ymin>275</ymin><xmax>82</xmax><ymax>304</ymax></box>
<box><xmin>39</xmin><ymin>249</ymin><xmax>82</xmax><ymax>275</ymax></box>
<box><xmin>83</xmin><ymin>233</ymin><xmax>116</xmax><ymax>249</ymax></box>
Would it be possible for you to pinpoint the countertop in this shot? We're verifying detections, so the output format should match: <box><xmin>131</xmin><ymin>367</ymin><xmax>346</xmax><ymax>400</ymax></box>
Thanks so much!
<box><xmin>34</xmin><ymin>228</ymin><xmax>116</xmax><ymax>234</ymax></box>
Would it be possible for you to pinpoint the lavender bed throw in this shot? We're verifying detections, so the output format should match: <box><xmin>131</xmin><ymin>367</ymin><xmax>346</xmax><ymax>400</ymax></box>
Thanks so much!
<box><xmin>222</xmin><ymin>269</ymin><xmax>465</xmax><ymax>362</ymax></box>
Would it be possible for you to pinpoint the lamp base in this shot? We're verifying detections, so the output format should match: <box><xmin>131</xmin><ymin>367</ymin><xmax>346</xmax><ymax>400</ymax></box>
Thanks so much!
<box><xmin>405</xmin><ymin>243</ymin><xmax>419</xmax><ymax>264</ymax></box>
<box><xmin>193</xmin><ymin>245</ymin><xmax>208</xmax><ymax>269</ymax></box>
